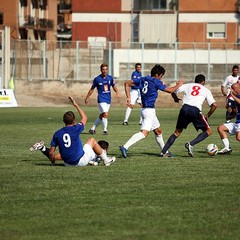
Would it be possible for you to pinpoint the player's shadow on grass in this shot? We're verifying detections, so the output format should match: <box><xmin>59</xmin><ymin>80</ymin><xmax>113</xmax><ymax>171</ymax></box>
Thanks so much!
<box><xmin>34</xmin><ymin>162</ymin><xmax>65</xmax><ymax>167</ymax></box>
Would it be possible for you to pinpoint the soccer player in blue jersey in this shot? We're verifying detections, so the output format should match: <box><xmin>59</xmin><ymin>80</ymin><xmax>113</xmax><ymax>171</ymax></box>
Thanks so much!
<box><xmin>85</xmin><ymin>63</ymin><xmax>120</xmax><ymax>135</ymax></box>
<box><xmin>30</xmin><ymin>96</ymin><xmax>115</xmax><ymax>166</ymax></box>
<box><xmin>217</xmin><ymin>82</ymin><xmax>240</xmax><ymax>154</ymax></box>
<box><xmin>122</xmin><ymin>63</ymin><xmax>143</xmax><ymax>125</ymax></box>
<box><xmin>119</xmin><ymin>64</ymin><xmax>184</xmax><ymax>158</ymax></box>
<box><xmin>160</xmin><ymin>74</ymin><xmax>217</xmax><ymax>157</ymax></box>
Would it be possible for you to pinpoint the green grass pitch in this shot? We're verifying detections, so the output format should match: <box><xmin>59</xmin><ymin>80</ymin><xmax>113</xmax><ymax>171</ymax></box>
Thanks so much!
<box><xmin>0</xmin><ymin>106</ymin><xmax>239</xmax><ymax>240</ymax></box>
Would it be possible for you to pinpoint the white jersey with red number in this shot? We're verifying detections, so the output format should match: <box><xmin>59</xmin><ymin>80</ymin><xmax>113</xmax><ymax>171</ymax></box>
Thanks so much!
<box><xmin>175</xmin><ymin>83</ymin><xmax>216</xmax><ymax>111</ymax></box>
<box><xmin>222</xmin><ymin>74</ymin><xmax>239</xmax><ymax>100</ymax></box>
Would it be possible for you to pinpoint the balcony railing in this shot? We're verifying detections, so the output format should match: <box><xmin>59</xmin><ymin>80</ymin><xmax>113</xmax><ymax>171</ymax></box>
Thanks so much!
<box><xmin>20</xmin><ymin>16</ymin><xmax>54</xmax><ymax>30</ymax></box>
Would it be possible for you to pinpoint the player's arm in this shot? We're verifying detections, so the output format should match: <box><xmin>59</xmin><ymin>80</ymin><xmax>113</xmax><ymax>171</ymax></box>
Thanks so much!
<box><xmin>124</xmin><ymin>80</ymin><xmax>134</xmax><ymax>104</ymax></box>
<box><xmin>85</xmin><ymin>87</ymin><xmax>94</xmax><ymax>105</ymax></box>
<box><xmin>205</xmin><ymin>102</ymin><xmax>217</xmax><ymax>121</ymax></box>
<box><xmin>164</xmin><ymin>79</ymin><xmax>184</xmax><ymax>93</ymax></box>
<box><xmin>49</xmin><ymin>146</ymin><xmax>56</xmax><ymax>165</ymax></box>
<box><xmin>113</xmin><ymin>84</ymin><xmax>120</xmax><ymax>98</ymax></box>
<box><xmin>221</xmin><ymin>85</ymin><xmax>227</xmax><ymax>96</ymax></box>
<box><xmin>171</xmin><ymin>92</ymin><xmax>181</xmax><ymax>103</ymax></box>
<box><xmin>69</xmin><ymin>96</ymin><xmax>87</xmax><ymax>125</ymax></box>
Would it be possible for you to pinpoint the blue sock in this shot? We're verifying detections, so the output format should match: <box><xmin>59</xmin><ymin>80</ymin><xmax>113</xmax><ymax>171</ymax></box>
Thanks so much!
<box><xmin>162</xmin><ymin>134</ymin><xmax>177</xmax><ymax>154</ymax></box>
<box><xmin>190</xmin><ymin>131</ymin><xmax>208</xmax><ymax>146</ymax></box>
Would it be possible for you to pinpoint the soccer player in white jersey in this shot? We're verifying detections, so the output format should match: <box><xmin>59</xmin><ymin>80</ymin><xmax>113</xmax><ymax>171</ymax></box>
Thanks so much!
<box><xmin>217</xmin><ymin>82</ymin><xmax>240</xmax><ymax>154</ymax></box>
<box><xmin>119</xmin><ymin>64</ymin><xmax>184</xmax><ymax>158</ymax></box>
<box><xmin>85</xmin><ymin>63</ymin><xmax>120</xmax><ymax>135</ymax></box>
<box><xmin>160</xmin><ymin>74</ymin><xmax>217</xmax><ymax>157</ymax></box>
<box><xmin>221</xmin><ymin>65</ymin><xmax>239</xmax><ymax>123</ymax></box>
<box><xmin>122</xmin><ymin>63</ymin><xmax>143</xmax><ymax>125</ymax></box>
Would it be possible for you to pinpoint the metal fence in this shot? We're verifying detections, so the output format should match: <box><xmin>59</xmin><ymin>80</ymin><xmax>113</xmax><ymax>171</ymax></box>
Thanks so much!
<box><xmin>9</xmin><ymin>39</ymin><xmax>240</xmax><ymax>83</ymax></box>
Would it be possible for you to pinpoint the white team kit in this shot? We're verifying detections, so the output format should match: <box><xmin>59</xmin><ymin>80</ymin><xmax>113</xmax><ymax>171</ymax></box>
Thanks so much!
<box><xmin>222</xmin><ymin>75</ymin><xmax>239</xmax><ymax>100</ymax></box>
<box><xmin>175</xmin><ymin>83</ymin><xmax>216</xmax><ymax>111</ymax></box>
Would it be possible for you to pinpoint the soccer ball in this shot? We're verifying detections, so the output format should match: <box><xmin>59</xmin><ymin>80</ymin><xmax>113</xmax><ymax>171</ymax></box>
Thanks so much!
<box><xmin>206</xmin><ymin>144</ymin><xmax>218</xmax><ymax>156</ymax></box>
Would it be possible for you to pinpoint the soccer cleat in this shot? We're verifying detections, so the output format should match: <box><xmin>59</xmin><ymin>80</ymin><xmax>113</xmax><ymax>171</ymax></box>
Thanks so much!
<box><xmin>103</xmin><ymin>131</ymin><xmax>108</xmax><ymax>135</ymax></box>
<box><xmin>89</xmin><ymin>160</ymin><xmax>99</xmax><ymax>166</ymax></box>
<box><xmin>89</xmin><ymin>129</ymin><xmax>96</xmax><ymax>134</ymax></box>
<box><xmin>119</xmin><ymin>146</ymin><xmax>127</xmax><ymax>158</ymax></box>
<box><xmin>185</xmin><ymin>142</ymin><xmax>194</xmax><ymax>157</ymax></box>
<box><xmin>159</xmin><ymin>152</ymin><xmax>174</xmax><ymax>158</ymax></box>
<box><xmin>218</xmin><ymin>147</ymin><xmax>232</xmax><ymax>155</ymax></box>
<box><xmin>225</xmin><ymin>120</ymin><xmax>231</xmax><ymax>123</ymax></box>
<box><xmin>30</xmin><ymin>140</ymin><xmax>44</xmax><ymax>151</ymax></box>
<box><xmin>104</xmin><ymin>156</ymin><xmax>116</xmax><ymax>166</ymax></box>
<box><xmin>122</xmin><ymin>122</ymin><xmax>128</xmax><ymax>125</ymax></box>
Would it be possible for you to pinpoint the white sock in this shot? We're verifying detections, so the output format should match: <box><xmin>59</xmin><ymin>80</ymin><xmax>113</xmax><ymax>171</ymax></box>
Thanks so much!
<box><xmin>222</xmin><ymin>138</ymin><xmax>230</xmax><ymax>149</ymax></box>
<box><xmin>124</xmin><ymin>107</ymin><xmax>132</xmax><ymax>122</ymax></box>
<box><xmin>124</xmin><ymin>132</ymin><xmax>145</xmax><ymax>149</ymax></box>
<box><xmin>41</xmin><ymin>146</ymin><xmax>46</xmax><ymax>152</ymax></box>
<box><xmin>155</xmin><ymin>134</ymin><xmax>165</xmax><ymax>150</ymax></box>
<box><xmin>102</xmin><ymin>117</ymin><xmax>108</xmax><ymax>131</ymax></box>
<box><xmin>100</xmin><ymin>149</ymin><xmax>109</xmax><ymax>164</ymax></box>
<box><xmin>92</xmin><ymin>118</ymin><xmax>102</xmax><ymax>130</ymax></box>
<box><xmin>139</xmin><ymin>115</ymin><xmax>143</xmax><ymax>124</ymax></box>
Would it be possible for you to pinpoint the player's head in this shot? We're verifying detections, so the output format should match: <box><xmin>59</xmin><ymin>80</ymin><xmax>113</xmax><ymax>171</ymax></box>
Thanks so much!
<box><xmin>231</xmin><ymin>82</ymin><xmax>240</xmax><ymax>94</ymax></box>
<box><xmin>195</xmin><ymin>74</ymin><xmax>205</xmax><ymax>84</ymax></box>
<box><xmin>100</xmin><ymin>63</ymin><xmax>108</xmax><ymax>76</ymax></box>
<box><xmin>151</xmin><ymin>64</ymin><xmax>165</xmax><ymax>78</ymax></box>
<box><xmin>232</xmin><ymin>65</ymin><xmax>239</xmax><ymax>76</ymax></box>
<box><xmin>98</xmin><ymin>140</ymin><xmax>109</xmax><ymax>152</ymax></box>
<box><xmin>63</xmin><ymin>111</ymin><xmax>75</xmax><ymax>125</ymax></box>
<box><xmin>135</xmin><ymin>63</ymin><xmax>142</xmax><ymax>72</ymax></box>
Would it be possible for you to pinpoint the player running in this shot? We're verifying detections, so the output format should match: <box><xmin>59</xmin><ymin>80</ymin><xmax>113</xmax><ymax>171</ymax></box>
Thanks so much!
<box><xmin>122</xmin><ymin>63</ymin><xmax>143</xmax><ymax>125</ymax></box>
<box><xmin>119</xmin><ymin>64</ymin><xmax>184</xmax><ymax>158</ymax></box>
<box><xmin>85</xmin><ymin>63</ymin><xmax>120</xmax><ymax>135</ymax></box>
<box><xmin>160</xmin><ymin>74</ymin><xmax>217</xmax><ymax>157</ymax></box>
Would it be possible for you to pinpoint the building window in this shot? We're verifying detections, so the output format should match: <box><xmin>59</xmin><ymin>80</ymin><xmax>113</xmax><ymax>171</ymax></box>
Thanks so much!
<box><xmin>207</xmin><ymin>23</ymin><xmax>226</xmax><ymax>39</ymax></box>
<box><xmin>136</xmin><ymin>0</ymin><xmax>167</xmax><ymax>10</ymax></box>
<box><xmin>0</xmin><ymin>12</ymin><xmax>3</xmax><ymax>25</ymax></box>
<box><xmin>152</xmin><ymin>0</ymin><xmax>167</xmax><ymax>10</ymax></box>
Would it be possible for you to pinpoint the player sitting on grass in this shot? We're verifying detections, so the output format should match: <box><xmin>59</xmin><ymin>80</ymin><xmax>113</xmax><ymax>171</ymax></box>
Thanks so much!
<box><xmin>217</xmin><ymin>82</ymin><xmax>240</xmax><ymax>154</ymax></box>
<box><xmin>30</xmin><ymin>96</ymin><xmax>115</xmax><ymax>167</ymax></box>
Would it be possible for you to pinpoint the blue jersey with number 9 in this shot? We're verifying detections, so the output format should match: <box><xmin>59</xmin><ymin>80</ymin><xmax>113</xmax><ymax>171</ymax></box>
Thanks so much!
<box><xmin>50</xmin><ymin>123</ymin><xmax>85</xmax><ymax>165</ymax></box>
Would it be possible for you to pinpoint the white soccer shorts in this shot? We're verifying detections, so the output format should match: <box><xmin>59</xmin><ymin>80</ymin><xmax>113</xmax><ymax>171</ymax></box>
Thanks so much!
<box><xmin>130</xmin><ymin>89</ymin><xmax>141</xmax><ymax>105</ymax></box>
<box><xmin>141</xmin><ymin>108</ymin><xmax>160</xmax><ymax>131</ymax></box>
<box><xmin>64</xmin><ymin>144</ymin><xmax>97</xmax><ymax>167</ymax></box>
<box><xmin>224</xmin><ymin>122</ymin><xmax>240</xmax><ymax>135</ymax></box>
<box><xmin>98</xmin><ymin>102</ymin><xmax>110</xmax><ymax>114</ymax></box>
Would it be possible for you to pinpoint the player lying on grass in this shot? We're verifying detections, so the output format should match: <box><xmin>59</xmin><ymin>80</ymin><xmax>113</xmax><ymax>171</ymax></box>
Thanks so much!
<box><xmin>160</xmin><ymin>74</ymin><xmax>217</xmax><ymax>157</ymax></box>
<box><xmin>30</xmin><ymin>96</ymin><xmax>115</xmax><ymax>167</ymax></box>
<box><xmin>217</xmin><ymin>82</ymin><xmax>240</xmax><ymax>154</ymax></box>
<box><xmin>119</xmin><ymin>64</ymin><xmax>184</xmax><ymax>158</ymax></box>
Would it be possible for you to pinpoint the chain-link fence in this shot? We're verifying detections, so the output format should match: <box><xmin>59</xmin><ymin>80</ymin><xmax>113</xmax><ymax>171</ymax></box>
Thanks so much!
<box><xmin>10</xmin><ymin>39</ymin><xmax>240</xmax><ymax>83</ymax></box>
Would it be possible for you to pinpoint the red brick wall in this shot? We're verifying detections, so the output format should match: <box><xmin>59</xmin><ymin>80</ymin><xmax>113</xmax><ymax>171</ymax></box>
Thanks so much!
<box><xmin>72</xmin><ymin>0</ymin><xmax>121</xmax><ymax>12</ymax></box>
<box><xmin>179</xmin><ymin>0</ymin><xmax>237</xmax><ymax>12</ymax></box>
<box><xmin>72</xmin><ymin>22</ymin><xmax>121</xmax><ymax>41</ymax></box>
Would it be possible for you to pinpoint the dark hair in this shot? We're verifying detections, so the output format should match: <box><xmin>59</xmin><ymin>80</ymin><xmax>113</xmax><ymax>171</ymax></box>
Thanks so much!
<box><xmin>63</xmin><ymin>111</ymin><xmax>75</xmax><ymax>125</ymax></box>
<box><xmin>98</xmin><ymin>140</ymin><xmax>109</xmax><ymax>150</ymax></box>
<box><xmin>195</xmin><ymin>74</ymin><xmax>205</xmax><ymax>83</ymax></box>
<box><xmin>135</xmin><ymin>63</ymin><xmax>141</xmax><ymax>68</ymax></box>
<box><xmin>232</xmin><ymin>65</ymin><xmax>239</xmax><ymax>71</ymax></box>
<box><xmin>151</xmin><ymin>64</ymin><xmax>165</xmax><ymax>77</ymax></box>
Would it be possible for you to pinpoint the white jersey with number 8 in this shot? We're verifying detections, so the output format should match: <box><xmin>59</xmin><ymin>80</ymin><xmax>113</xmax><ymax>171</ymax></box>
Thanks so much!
<box><xmin>175</xmin><ymin>83</ymin><xmax>216</xmax><ymax>111</ymax></box>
